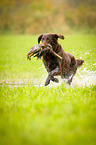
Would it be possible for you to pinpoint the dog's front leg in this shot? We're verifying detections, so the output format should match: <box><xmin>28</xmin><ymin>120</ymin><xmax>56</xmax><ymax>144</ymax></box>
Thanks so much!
<box><xmin>45</xmin><ymin>67</ymin><xmax>60</xmax><ymax>86</ymax></box>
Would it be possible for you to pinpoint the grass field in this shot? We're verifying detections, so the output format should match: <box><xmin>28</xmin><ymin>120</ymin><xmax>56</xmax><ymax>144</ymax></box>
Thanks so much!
<box><xmin>0</xmin><ymin>34</ymin><xmax>96</xmax><ymax>145</ymax></box>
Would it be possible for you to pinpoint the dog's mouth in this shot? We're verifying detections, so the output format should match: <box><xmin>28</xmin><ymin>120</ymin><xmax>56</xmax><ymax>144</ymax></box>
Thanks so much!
<box><xmin>27</xmin><ymin>43</ymin><xmax>62</xmax><ymax>61</ymax></box>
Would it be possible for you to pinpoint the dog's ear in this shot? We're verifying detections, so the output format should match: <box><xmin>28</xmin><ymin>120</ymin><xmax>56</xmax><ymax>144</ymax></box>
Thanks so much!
<box><xmin>38</xmin><ymin>34</ymin><xmax>43</xmax><ymax>44</ymax></box>
<box><xmin>53</xmin><ymin>34</ymin><xmax>65</xmax><ymax>40</ymax></box>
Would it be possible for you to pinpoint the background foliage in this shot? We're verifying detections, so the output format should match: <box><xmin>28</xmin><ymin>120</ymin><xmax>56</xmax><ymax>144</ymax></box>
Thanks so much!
<box><xmin>0</xmin><ymin>0</ymin><xmax>96</xmax><ymax>34</ymax></box>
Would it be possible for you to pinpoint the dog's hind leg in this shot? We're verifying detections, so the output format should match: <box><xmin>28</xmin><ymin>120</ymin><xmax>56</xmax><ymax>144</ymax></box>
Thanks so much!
<box><xmin>66</xmin><ymin>69</ymin><xmax>76</xmax><ymax>85</ymax></box>
<box><xmin>67</xmin><ymin>74</ymin><xmax>74</xmax><ymax>85</ymax></box>
<box><xmin>67</xmin><ymin>59</ymin><xmax>84</xmax><ymax>85</ymax></box>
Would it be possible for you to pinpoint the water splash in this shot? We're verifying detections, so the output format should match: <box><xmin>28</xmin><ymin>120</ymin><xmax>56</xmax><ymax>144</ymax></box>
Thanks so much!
<box><xmin>0</xmin><ymin>69</ymin><xmax>96</xmax><ymax>88</ymax></box>
<box><xmin>72</xmin><ymin>69</ymin><xmax>96</xmax><ymax>87</ymax></box>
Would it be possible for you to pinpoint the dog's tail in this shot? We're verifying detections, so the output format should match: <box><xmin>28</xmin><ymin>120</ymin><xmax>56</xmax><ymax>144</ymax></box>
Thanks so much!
<box><xmin>76</xmin><ymin>59</ymin><xmax>84</xmax><ymax>68</ymax></box>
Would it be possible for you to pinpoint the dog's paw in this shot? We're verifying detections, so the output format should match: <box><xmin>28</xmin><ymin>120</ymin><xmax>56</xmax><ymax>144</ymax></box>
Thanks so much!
<box><xmin>51</xmin><ymin>77</ymin><xmax>59</xmax><ymax>83</ymax></box>
<box><xmin>45</xmin><ymin>80</ymin><xmax>50</xmax><ymax>86</ymax></box>
<box><xmin>67</xmin><ymin>80</ymin><xmax>71</xmax><ymax>85</ymax></box>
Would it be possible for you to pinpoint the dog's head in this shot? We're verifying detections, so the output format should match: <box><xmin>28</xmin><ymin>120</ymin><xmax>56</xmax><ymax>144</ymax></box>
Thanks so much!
<box><xmin>38</xmin><ymin>33</ymin><xmax>65</xmax><ymax>47</ymax></box>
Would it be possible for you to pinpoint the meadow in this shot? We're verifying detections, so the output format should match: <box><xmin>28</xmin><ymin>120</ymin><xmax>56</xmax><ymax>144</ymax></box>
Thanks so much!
<box><xmin>0</xmin><ymin>34</ymin><xmax>96</xmax><ymax>145</ymax></box>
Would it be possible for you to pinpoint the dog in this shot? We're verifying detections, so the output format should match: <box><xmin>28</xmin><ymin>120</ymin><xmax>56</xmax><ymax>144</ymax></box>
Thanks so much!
<box><xmin>37</xmin><ymin>33</ymin><xmax>84</xmax><ymax>86</ymax></box>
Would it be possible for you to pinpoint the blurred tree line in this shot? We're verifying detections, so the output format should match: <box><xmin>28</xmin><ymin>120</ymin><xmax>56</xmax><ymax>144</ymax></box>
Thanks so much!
<box><xmin>0</xmin><ymin>0</ymin><xmax>96</xmax><ymax>34</ymax></box>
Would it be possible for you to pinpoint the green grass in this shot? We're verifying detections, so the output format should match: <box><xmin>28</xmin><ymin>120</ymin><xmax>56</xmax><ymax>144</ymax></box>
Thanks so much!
<box><xmin>0</xmin><ymin>85</ymin><xmax>96</xmax><ymax>145</ymax></box>
<box><xmin>0</xmin><ymin>34</ymin><xmax>96</xmax><ymax>145</ymax></box>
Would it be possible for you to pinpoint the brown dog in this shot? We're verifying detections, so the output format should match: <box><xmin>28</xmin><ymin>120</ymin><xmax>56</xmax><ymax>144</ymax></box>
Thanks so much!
<box><xmin>37</xmin><ymin>33</ymin><xmax>84</xmax><ymax>86</ymax></box>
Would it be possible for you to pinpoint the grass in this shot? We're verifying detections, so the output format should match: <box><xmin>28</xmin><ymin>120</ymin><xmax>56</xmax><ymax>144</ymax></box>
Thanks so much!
<box><xmin>0</xmin><ymin>85</ymin><xmax>96</xmax><ymax>145</ymax></box>
<box><xmin>0</xmin><ymin>34</ymin><xmax>96</xmax><ymax>145</ymax></box>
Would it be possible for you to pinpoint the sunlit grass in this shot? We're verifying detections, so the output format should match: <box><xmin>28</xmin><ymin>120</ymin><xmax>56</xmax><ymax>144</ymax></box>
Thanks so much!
<box><xmin>0</xmin><ymin>34</ymin><xmax>96</xmax><ymax>145</ymax></box>
<box><xmin>0</xmin><ymin>85</ymin><xmax>96</xmax><ymax>145</ymax></box>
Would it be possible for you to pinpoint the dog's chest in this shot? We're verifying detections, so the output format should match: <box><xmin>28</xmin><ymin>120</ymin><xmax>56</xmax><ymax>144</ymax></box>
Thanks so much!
<box><xmin>42</xmin><ymin>52</ymin><xmax>59</xmax><ymax>70</ymax></box>
<box><xmin>43</xmin><ymin>52</ymin><xmax>54</xmax><ymax>60</ymax></box>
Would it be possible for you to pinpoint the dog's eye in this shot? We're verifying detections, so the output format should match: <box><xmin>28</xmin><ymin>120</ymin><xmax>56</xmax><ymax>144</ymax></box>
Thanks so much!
<box><xmin>42</xmin><ymin>38</ymin><xmax>44</xmax><ymax>41</ymax></box>
<box><xmin>47</xmin><ymin>38</ymin><xmax>49</xmax><ymax>40</ymax></box>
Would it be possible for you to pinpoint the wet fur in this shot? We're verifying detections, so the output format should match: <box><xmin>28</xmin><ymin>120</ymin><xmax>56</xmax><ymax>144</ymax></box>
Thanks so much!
<box><xmin>38</xmin><ymin>33</ymin><xmax>84</xmax><ymax>86</ymax></box>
